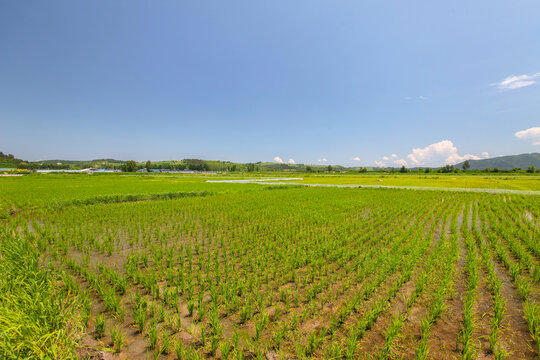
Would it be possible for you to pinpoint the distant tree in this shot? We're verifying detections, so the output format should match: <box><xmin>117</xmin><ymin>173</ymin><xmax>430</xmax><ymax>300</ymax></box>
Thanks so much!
<box><xmin>230</xmin><ymin>164</ymin><xmax>237</xmax><ymax>172</ymax></box>
<box><xmin>438</xmin><ymin>164</ymin><xmax>455</xmax><ymax>173</ymax></box>
<box><xmin>19</xmin><ymin>162</ymin><xmax>36</xmax><ymax>170</ymax></box>
<box><xmin>491</xmin><ymin>167</ymin><xmax>499</xmax><ymax>173</ymax></box>
<box><xmin>183</xmin><ymin>159</ymin><xmax>208</xmax><ymax>171</ymax></box>
<box><xmin>358</xmin><ymin>167</ymin><xmax>367</xmax><ymax>173</ymax></box>
<box><xmin>424</xmin><ymin>167</ymin><xmax>431</xmax><ymax>173</ymax></box>
<box><xmin>306</xmin><ymin>166</ymin><xmax>312</xmax><ymax>172</ymax></box>
<box><xmin>145</xmin><ymin>160</ymin><xmax>152</xmax><ymax>172</ymax></box>
<box><xmin>327</xmin><ymin>165</ymin><xmax>333</xmax><ymax>172</ymax></box>
<box><xmin>526</xmin><ymin>166</ymin><xmax>535</xmax><ymax>173</ymax></box>
<box><xmin>399</xmin><ymin>165</ymin><xmax>408</xmax><ymax>173</ymax></box>
<box><xmin>246</xmin><ymin>163</ymin><xmax>255</xmax><ymax>172</ymax></box>
<box><xmin>462</xmin><ymin>160</ymin><xmax>470</xmax><ymax>171</ymax></box>
<box><xmin>123</xmin><ymin>160</ymin><xmax>138</xmax><ymax>172</ymax></box>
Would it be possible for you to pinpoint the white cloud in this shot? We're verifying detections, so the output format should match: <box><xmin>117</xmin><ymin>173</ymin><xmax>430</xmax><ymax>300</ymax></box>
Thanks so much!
<box><xmin>496</xmin><ymin>72</ymin><xmax>540</xmax><ymax>90</ymax></box>
<box><xmin>393</xmin><ymin>159</ymin><xmax>408</xmax><ymax>167</ymax></box>
<box><xmin>418</xmin><ymin>95</ymin><xmax>427</xmax><ymax>100</ymax></box>
<box><xmin>317</xmin><ymin>158</ymin><xmax>328</xmax><ymax>162</ymax></box>
<box><xmin>481</xmin><ymin>152</ymin><xmax>489</xmax><ymax>158</ymax></box>
<box><xmin>406</xmin><ymin>140</ymin><xmax>486</xmax><ymax>166</ymax></box>
<box><xmin>374</xmin><ymin>160</ymin><xmax>386</xmax><ymax>168</ymax></box>
<box><xmin>352</xmin><ymin>157</ymin><xmax>361</xmax><ymax>161</ymax></box>
<box><xmin>274</xmin><ymin>156</ymin><xmax>296</xmax><ymax>164</ymax></box>
<box><xmin>382</xmin><ymin>154</ymin><xmax>397</xmax><ymax>161</ymax></box>
<box><xmin>515</xmin><ymin>127</ymin><xmax>540</xmax><ymax>145</ymax></box>
<box><xmin>462</xmin><ymin>154</ymin><xmax>482</xmax><ymax>161</ymax></box>
<box><xmin>407</xmin><ymin>140</ymin><xmax>455</xmax><ymax>165</ymax></box>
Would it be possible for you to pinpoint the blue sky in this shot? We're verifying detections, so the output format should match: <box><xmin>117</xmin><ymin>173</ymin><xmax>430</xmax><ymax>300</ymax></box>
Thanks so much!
<box><xmin>1</xmin><ymin>1</ymin><xmax>539</xmax><ymax>166</ymax></box>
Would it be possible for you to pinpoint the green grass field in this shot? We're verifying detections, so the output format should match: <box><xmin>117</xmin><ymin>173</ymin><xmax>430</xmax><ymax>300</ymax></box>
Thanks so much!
<box><xmin>0</xmin><ymin>174</ymin><xmax>264</xmax><ymax>216</ymax></box>
<box><xmin>0</xmin><ymin>174</ymin><xmax>539</xmax><ymax>359</ymax></box>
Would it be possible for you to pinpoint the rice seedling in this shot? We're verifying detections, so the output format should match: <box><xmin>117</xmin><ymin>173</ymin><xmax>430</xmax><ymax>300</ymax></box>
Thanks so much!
<box><xmin>110</xmin><ymin>324</ymin><xmax>126</xmax><ymax>353</ymax></box>
<box><xmin>95</xmin><ymin>314</ymin><xmax>106</xmax><ymax>339</ymax></box>
<box><xmin>148</xmin><ymin>321</ymin><xmax>158</xmax><ymax>349</ymax></box>
<box><xmin>161</xmin><ymin>330</ymin><xmax>171</xmax><ymax>354</ymax></box>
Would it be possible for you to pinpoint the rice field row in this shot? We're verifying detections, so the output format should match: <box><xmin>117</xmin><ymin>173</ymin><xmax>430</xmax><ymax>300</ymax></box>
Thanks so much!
<box><xmin>0</xmin><ymin>178</ymin><xmax>538</xmax><ymax>359</ymax></box>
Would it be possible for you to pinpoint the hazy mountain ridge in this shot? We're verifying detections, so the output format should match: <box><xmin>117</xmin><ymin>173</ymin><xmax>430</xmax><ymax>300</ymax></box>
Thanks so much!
<box><xmin>455</xmin><ymin>153</ymin><xmax>540</xmax><ymax>170</ymax></box>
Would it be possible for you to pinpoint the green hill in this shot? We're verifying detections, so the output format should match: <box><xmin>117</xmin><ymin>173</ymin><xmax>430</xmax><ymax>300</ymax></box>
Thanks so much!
<box><xmin>455</xmin><ymin>153</ymin><xmax>540</xmax><ymax>170</ymax></box>
<box><xmin>0</xmin><ymin>152</ymin><xmax>25</xmax><ymax>168</ymax></box>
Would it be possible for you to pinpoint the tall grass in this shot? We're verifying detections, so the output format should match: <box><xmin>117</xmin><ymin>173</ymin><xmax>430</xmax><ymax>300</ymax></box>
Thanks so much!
<box><xmin>0</xmin><ymin>227</ymin><xmax>81</xmax><ymax>359</ymax></box>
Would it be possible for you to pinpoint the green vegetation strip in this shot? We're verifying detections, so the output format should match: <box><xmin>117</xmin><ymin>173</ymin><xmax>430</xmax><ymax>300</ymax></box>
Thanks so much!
<box><xmin>66</xmin><ymin>191</ymin><xmax>213</xmax><ymax>206</ymax></box>
<box><xmin>0</xmin><ymin>227</ymin><xmax>81</xmax><ymax>359</ymax></box>
<box><xmin>1</xmin><ymin>191</ymin><xmax>214</xmax><ymax>219</ymax></box>
<box><xmin>253</xmin><ymin>181</ymin><xmax>540</xmax><ymax>195</ymax></box>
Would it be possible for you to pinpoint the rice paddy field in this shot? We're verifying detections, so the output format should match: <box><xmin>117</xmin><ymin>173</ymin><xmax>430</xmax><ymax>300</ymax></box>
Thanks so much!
<box><xmin>294</xmin><ymin>174</ymin><xmax>540</xmax><ymax>191</ymax></box>
<box><xmin>1</xmin><ymin>174</ymin><xmax>539</xmax><ymax>359</ymax></box>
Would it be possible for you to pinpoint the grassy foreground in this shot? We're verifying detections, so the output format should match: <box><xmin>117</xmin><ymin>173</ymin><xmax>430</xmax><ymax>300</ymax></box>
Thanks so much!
<box><xmin>0</xmin><ymin>173</ymin><xmax>538</xmax><ymax>359</ymax></box>
<box><xmin>0</xmin><ymin>226</ymin><xmax>81</xmax><ymax>359</ymax></box>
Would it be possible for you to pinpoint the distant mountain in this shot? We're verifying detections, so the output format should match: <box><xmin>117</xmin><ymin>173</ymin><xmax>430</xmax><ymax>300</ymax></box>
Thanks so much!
<box><xmin>455</xmin><ymin>153</ymin><xmax>540</xmax><ymax>170</ymax></box>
